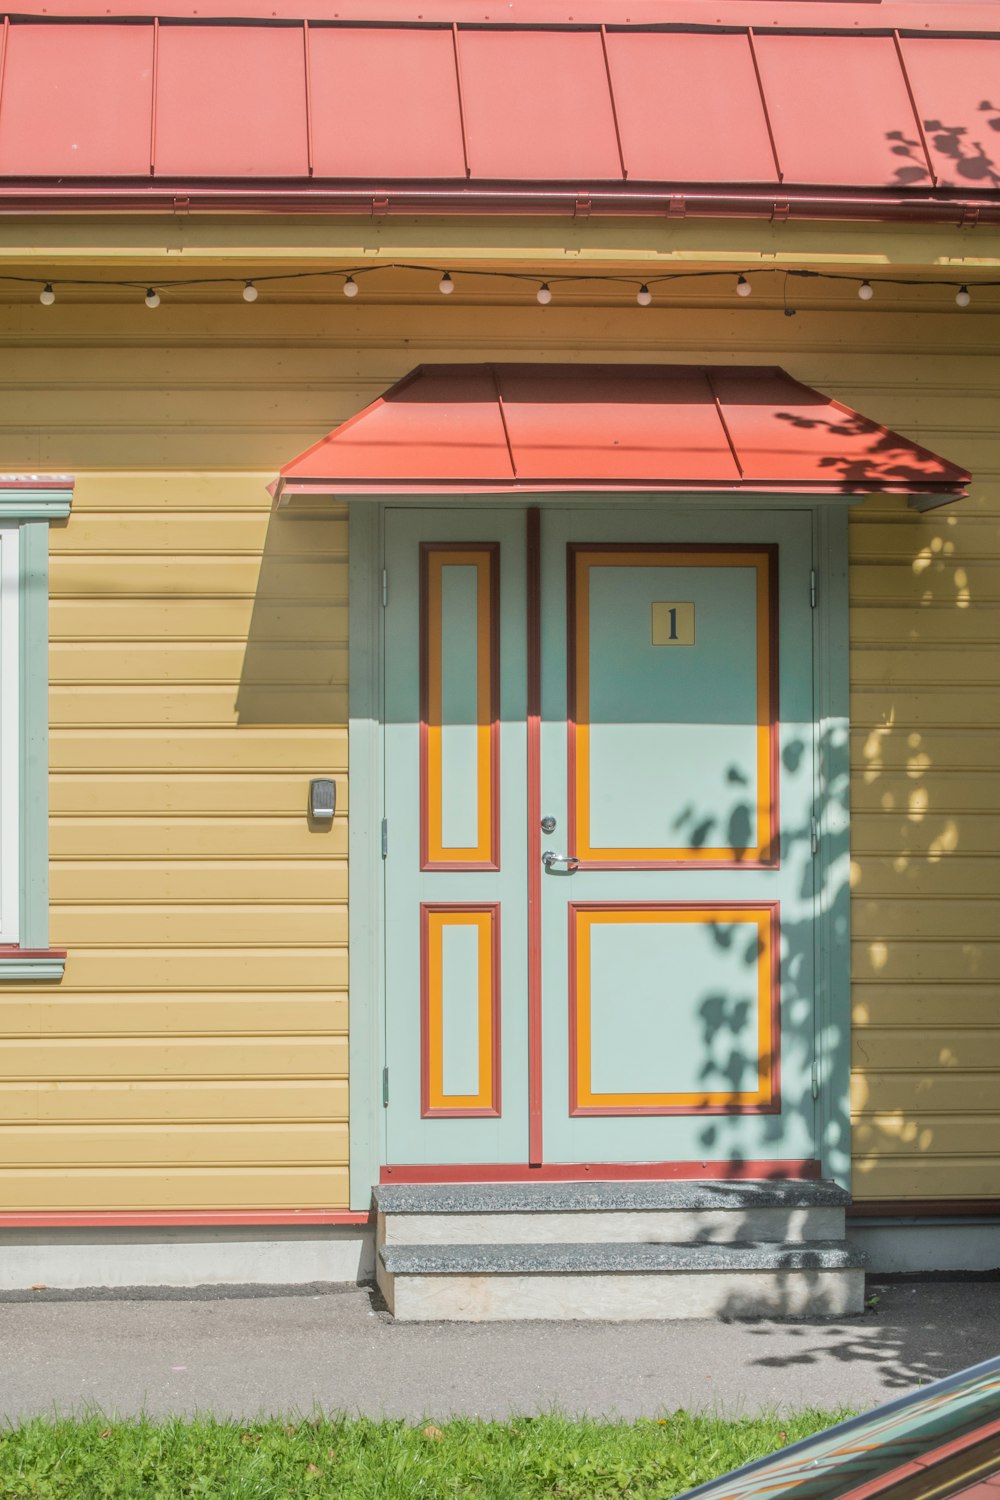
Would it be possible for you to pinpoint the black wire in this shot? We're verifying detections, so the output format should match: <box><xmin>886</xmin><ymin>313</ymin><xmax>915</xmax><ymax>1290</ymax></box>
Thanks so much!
<box><xmin>2</xmin><ymin>263</ymin><xmax>998</xmax><ymax>294</ymax></box>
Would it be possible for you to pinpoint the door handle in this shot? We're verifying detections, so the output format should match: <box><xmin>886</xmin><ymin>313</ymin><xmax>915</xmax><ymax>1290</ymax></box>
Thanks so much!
<box><xmin>542</xmin><ymin>850</ymin><xmax>579</xmax><ymax>873</ymax></box>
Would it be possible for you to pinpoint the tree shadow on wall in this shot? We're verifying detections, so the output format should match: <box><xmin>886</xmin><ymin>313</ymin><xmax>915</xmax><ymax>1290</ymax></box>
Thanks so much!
<box><xmin>673</xmin><ymin>728</ymin><xmax>846</xmax><ymax>1188</ymax></box>
<box><xmin>236</xmin><ymin>504</ymin><xmax>348</xmax><ymax>727</ymax></box>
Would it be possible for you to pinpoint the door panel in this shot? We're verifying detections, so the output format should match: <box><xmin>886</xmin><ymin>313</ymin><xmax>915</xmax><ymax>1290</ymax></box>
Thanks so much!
<box><xmin>539</xmin><ymin>508</ymin><xmax>815</xmax><ymax>1166</ymax></box>
<box><xmin>384</xmin><ymin>509</ymin><xmax>527</xmax><ymax>1165</ymax></box>
<box><xmin>569</xmin><ymin>547</ymin><xmax>777</xmax><ymax>865</ymax></box>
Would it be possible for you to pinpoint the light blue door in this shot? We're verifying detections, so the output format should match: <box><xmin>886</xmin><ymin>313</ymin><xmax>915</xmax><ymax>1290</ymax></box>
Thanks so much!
<box><xmin>383</xmin><ymin>509</ymin><xmax>529</xmax><ymax>1165</ymax></box>
<box><xmin>538</xmin><ymin>509</ymin><xmax>816</xmax><ymax>1169</ymax></box>
<box><xmin>383</xmin><ymin>505</ymin><xmax>818</xmax><ymax>1173</ymax></box>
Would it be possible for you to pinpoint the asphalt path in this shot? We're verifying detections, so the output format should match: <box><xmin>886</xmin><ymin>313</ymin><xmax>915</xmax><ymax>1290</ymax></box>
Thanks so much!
<box><xmin>1</xmin><ymin>1279</ymin><xmax>996</xmax><ymax>1421</ymax></box>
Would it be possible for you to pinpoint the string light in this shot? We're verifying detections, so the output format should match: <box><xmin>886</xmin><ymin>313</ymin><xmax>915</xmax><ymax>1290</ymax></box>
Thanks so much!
<box><xmin>7</xmin><ymin>266</ymin><xmax>997</xmax><ymax>310</ymax></box>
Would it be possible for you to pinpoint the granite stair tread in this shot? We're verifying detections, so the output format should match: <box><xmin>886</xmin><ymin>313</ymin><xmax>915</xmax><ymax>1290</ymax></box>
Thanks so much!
<box><xmin>379</xmin><ymin>1238</ymin><xmax>868</xmax><ymax>1276</ymax></box>
<box><xmin>374</xmin><ymin>1179</ymin><xmax>849</xmax><ymax>1215</ymax></box>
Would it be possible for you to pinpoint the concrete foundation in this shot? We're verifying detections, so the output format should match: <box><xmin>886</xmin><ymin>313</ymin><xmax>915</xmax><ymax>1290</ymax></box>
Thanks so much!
<box><xmin>0</xmin><ymin>1227</ymin><xmax>375</xmax><ymax>1291</ymax></box>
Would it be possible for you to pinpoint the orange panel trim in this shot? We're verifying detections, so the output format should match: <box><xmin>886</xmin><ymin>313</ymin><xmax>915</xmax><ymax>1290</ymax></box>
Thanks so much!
<box><xmin>569</xmin><ymin>545</ymin><xmax>778</xmax><ymax>867</ymax></box>
<box><xmin>421</xmin><ymin>904</ymin><xmax>501</xmax><ymax>1118</ymax></box>
<box><xmin>420</xmin><ymin>543</ymin><xmax>500</xmax><ymax>869</ymax></box>
<box><xmin>569</xmin><ymin>902</ymin><xmax>780</xmax><ymax>1115</ymax></box>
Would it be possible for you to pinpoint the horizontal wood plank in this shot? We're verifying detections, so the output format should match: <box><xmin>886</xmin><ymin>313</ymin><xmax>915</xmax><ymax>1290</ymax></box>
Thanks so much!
<box><xmin>0</xmin><ymin>1166</ymin><xmax>351</xmax><ymax>1212</ymax></box>
<box><xmin>0</xmin><ymin>1080</ymin><xmax>348</xmax><ymax>1125</ymax></box>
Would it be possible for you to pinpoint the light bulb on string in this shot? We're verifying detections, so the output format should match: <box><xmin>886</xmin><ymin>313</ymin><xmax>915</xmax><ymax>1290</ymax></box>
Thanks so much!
<box><xmin>736</xmin><ymin>274</ymin><xmax>752</xmax><ymax>298</ymax></box>
<box><xmin>242</xmin><ymin>281</ymin><xmax>258</xmax><ymax>303</ymax></box>
<box><xmin>39</xmin><ymin>283</ymin><xmax>56</xmax><ymax>306</ymax></box>
<box><xmin>343</xmin><ymin>277</ymin><xmax>359</xmax><ymax>298</ymax></box>
<box><xmin>636</xmin><ymin>284</ymin><xmax>652</xmax><ymax>307</ymax></box>
<box><xmin>858</xmin><ymin>280</ymin><xmax>875</xmax><ymax>301</ymax></box>
<box><xmin>955</xmin><ymin>285</ymin><xmax>971</xmax><ymax>308</ymax></box>
<box><xmin>537</xmin><ymin>283</ymin><xmax>552</xmax><ymax>305</ymax></box>
<box><xmin>438</xmin><ymin>272</ymin><xmax>455</xmax><ymax>295</ymax></box>
<box><xmin>144</xmin><ymin>287</ymin><xmax>160</xmax><ymax>309</ymax></box>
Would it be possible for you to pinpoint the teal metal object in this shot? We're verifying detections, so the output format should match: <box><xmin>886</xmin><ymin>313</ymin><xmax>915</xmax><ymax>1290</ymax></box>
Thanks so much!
<box><xmin>677</xmin><ymin>1354</ymin><xmax>1000</xmax><ymax>1500</ymax></box>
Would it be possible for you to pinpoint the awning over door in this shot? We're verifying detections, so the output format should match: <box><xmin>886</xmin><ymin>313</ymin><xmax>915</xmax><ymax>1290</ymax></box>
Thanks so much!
<box><xmin>272</xmin><ymin>364</ymin><xmax>970</xmax><ymax>509</ymax></box>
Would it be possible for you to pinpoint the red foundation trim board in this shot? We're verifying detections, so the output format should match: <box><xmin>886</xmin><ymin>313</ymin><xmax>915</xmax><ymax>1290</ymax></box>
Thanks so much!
<box><xmin>0</xmin><ymin>1210</ymin><xmax>372</xmax><ymax>1228</ymax></box>
<box><xmin>382</xmin><ymin>1159</ymin><xmax>821</xmax><ymax>1183</ymax></box>
<box><xmin>849</xmin><ymin>1199</ymin><xmax>1000</xmax><ymax>1219</ymax></box>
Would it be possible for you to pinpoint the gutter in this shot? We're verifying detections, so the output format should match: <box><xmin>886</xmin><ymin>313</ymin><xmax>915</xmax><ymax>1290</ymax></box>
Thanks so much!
<box><xmin>0</xmin><ymin>183</ymin><xmax>997</xmax><ymax>224</ymax></box>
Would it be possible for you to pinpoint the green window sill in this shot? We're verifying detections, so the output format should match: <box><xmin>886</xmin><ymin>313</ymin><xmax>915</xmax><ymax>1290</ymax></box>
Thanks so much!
<box><xmin>0</xmin><ymin>951</ymin><xmax>66</xmax><ymax>981</ymax></box>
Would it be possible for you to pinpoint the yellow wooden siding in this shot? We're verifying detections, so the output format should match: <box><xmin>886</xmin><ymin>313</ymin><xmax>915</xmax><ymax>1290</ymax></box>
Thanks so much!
<box><xmin>1</xmin><ymin>448</ymin><xmax>349</xmax><ymax>1209</ymax></box>
<box><xmin>0</xmin><ymin>283</ymin><xmax>996</xmax><ymax>1207</ymax></box>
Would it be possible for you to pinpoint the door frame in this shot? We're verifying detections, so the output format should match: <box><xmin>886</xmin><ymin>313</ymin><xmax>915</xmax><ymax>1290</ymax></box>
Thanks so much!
<box><xmin>347</xmin><ymin>497</ymin><xmax>851</xmax><ymax>1207</ymax></box>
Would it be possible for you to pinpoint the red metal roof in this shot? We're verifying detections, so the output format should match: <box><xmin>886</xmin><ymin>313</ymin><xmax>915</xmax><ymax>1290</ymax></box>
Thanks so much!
<box><xmin>273</xmin><ymin>364</ymin><xmax>970</xmax><ymax>507</ymax></box>
<box><xmin>1</xmin><ymin>10</ymin><xmax>999</xmax><ymax>218</ymax></box>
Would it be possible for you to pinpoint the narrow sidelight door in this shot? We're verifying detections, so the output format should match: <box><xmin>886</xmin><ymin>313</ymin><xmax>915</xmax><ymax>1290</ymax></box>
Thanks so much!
<box><xmin>383</xmin><ymin>509</ymin><xmax>528</xmax><ymax>1165</ymax></box>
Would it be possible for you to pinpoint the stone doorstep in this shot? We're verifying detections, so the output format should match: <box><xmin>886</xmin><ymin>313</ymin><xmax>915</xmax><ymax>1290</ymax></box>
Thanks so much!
<box><xmin>381</xmin><ymin>1269</ymin><xmax>867</xmax><ymax>1322</ymax></box>
<box><xmin>377</xmin><ymin>1241</ymin><xmax>869</xmax><ymax>1321</ymax></box>
<box><xmin>373</xmin><ymin>1179</ymin><xmax>851</xmax><ymax>1216</ymax></box>
<box><xmin>378</xmin><ymin>1206</ymin><xmax>847</xmax><ymax>1247</ymax></box>
<box><xmin>379</xmin><ymin>1239</ymin><xmax>867</xmax><ymax>1277</ymax></box>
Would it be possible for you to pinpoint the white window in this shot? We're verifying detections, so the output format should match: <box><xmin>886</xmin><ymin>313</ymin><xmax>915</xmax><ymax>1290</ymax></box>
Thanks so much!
<box><xmin>0</xmin><ymin>478</ymin><xmax>73</xmax><ymax>979</ymax></box>
<box><xmin>0</xmin><ymin>525</ymin><xmax>19</xmax><ymax>945</ymax></box>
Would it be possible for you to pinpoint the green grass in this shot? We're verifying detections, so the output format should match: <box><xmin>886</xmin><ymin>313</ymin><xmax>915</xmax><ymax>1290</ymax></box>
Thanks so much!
<box><xmin>0</xmin><ymin>1409</ymin><xmax>850</xmax><ymax>1499</ymax></box>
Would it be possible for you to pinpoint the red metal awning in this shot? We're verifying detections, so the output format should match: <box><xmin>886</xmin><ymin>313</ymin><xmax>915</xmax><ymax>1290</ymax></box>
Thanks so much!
<box><xmin>272</xmin><ymin>364</ymin><xmax>970</xmax><ymax>508</ymax></box>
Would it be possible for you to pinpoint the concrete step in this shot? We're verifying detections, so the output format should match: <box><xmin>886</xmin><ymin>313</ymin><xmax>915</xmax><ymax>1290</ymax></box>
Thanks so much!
<box><xmin>377</xmin><ymin>1238</ymin><xmax>868</xmax><ymax>1321</ymax></box>
<box><xmin>375</xmin><ymin>1180</ymin><xmax>849</xmax><ymax>1247</ymax></box>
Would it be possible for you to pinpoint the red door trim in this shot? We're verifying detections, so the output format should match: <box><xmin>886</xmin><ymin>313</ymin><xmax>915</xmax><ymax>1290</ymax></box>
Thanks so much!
<box><xmin>382</xmin><ymin>1160</ymin><xmax>821</xmax><ymax>1184</ymax></box>
<box><xmin>526</xmin><ymin>506</ymin><xmax>544</xmax><ymax>1166</ymax></box>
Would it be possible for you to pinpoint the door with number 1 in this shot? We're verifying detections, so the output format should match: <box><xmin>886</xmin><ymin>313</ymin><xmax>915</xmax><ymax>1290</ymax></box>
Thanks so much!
<box><xmin>382</xmin><ymin>506</ymin><xmax>818</xmax><ymax>1176</ymax></box>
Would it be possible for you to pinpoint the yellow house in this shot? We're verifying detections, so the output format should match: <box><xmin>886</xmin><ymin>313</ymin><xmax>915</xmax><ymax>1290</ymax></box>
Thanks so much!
<box><xmin>0</xmin><ymin>0</ymin><xmax>997</xmax><ymax>1317</ymax></box>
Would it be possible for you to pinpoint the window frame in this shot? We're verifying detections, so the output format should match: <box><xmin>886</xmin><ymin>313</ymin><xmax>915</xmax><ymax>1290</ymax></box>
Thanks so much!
<box><xmin>0</xmin><ymin>479</ymin><xmax>73</xmax><ymax>981</ymax></box>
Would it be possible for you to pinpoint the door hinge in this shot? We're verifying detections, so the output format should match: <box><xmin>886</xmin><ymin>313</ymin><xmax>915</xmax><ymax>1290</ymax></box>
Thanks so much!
<box><xmin>382</xmin><ymin>1066</ymin><xmax>390</xmax><ymax>1107</ymax></box>
<box><xmin>810</xmin><ymin>816</ymin><xmax>819</xmax><ymax>856</ymax></box>
<box><xmin>810</xmin><ymin>568</ymin><xmax>817</xmax><ymax>609</ymax></box>
<box><xmin>381</xmin><ymin>568</ymin><xmax>388</xmax><ymax>608</ymax></box>
<box><xmin>381</xmin><ymin>818</ymin><xmax>388</xmax><ymax>858</ymax></box>
<box><xmin>811</xmin><ymin>1062</ymin><xmax>819</xmax><ymax>1100</ymax></box>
